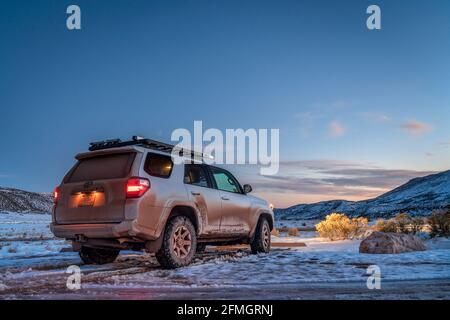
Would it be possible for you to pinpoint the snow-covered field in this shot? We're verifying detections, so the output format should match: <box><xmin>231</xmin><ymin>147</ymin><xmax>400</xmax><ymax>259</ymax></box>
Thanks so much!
<box><xmin>0</xmin><ymin>213</ymin><xmax>449</xmax><ymax>299</ymax></box>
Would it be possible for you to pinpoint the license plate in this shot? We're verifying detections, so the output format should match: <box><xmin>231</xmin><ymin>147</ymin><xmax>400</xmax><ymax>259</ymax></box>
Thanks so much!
<box><xmin>78</xmin><ymin>193</ymin><xmax>96</xmax><ymax>207</ymax></box>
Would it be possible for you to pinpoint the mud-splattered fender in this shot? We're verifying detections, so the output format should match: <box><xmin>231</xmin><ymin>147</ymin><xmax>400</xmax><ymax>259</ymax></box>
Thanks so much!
<box><xmin>154</xmin><ymin>200</ymin><xmax>204</xmax><ymax>238</ymax></box>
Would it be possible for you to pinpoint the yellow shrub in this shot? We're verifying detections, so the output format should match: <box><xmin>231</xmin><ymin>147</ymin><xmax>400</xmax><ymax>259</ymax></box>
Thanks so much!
<box><xmin>287</xmin><ymin>227</ymin><xmax>299</xmax><ymax>236</ymax></box>
<box><xmin>316</xmin><ymin>213</ymin><xmax>368</xmax><ymax>241</ymax></box>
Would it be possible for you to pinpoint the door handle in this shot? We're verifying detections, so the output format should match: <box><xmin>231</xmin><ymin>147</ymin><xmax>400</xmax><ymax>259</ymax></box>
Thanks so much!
<box><xmin>191</xmin><ymin>192</ymin><xmax>201</xmax><ymax>196</ymax></box>
<box><xmin>221</xmin><ymin>196</ymin><xmax>230</xmax><ymax>200</ymax></box>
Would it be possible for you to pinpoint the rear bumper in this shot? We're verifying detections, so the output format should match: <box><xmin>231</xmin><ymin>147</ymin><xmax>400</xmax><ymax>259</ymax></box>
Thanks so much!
<box><xmin>50</xmin><ymin>220</ymin><xmax>157</xmax><ymax>241</ymax></box>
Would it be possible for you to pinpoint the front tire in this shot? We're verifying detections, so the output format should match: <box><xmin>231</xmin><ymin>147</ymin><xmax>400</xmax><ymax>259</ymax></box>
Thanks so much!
<box><xmin>79</xmin><ymin>246</ymin><xmax>119</xmax><ymax>265</ymax></box>
<box><xmin>250</xmin><ymin>218</ymin><xmax>271</xmax><ymax>254</ymax></box>
<box><xmin>156</xmin><ymin>216</ymin><xmax>197</xmax><ymax>269</ymax></box>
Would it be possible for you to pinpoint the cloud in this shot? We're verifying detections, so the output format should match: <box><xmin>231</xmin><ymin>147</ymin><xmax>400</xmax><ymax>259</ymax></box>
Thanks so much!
<box><xmin>244</xmin><ymin>160</ymin><xmax>436</xmax><ymax>206</ymax></box>
<box><xmin>328</xmin><ymin>121</ymin><xmax>346</xmax><ymax>137</ymax></box>
<box><xmin>361</xmin><ymin>112</ymin><xmax>391</xmax><ymax>123</ymax></box>
<box><xmin>400</xmin><ymin>120</ymin><xmax>433</xmax><ymax>136</ymax></box>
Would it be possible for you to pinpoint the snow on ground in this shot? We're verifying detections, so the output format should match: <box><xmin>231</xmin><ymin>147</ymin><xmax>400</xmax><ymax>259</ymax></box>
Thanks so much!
<box><xmin>0</xmin><ymin>214</ymin><xmax>449</xmax><ymax>299</ymax></box>
<box><xmin>0</xmin><ymin>213</ymin><xmax>69</xmax><ymax>260</ymax></box>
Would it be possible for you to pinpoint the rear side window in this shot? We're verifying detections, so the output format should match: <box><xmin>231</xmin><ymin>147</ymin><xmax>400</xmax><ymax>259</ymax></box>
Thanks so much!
<box><xmin>144</xmin><ymin>153</ymin><xmax>173</xmax><ymax>178</ymax></box>
<box><xmin>184</xmin><ymin>165</ymin><xmax>210</xmax><ymax>188</ymax></box>
<box><xmin>67</xmin><ymin>153</ymin><xmax>136</xmax><ymax>183</ymax></box>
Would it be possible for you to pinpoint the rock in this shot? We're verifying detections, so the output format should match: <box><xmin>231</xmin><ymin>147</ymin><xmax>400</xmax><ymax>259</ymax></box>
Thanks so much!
<box><xmin>359</xmin><ymin>231</ymin><xmax>426</xmax><ymax>254</ymax></box>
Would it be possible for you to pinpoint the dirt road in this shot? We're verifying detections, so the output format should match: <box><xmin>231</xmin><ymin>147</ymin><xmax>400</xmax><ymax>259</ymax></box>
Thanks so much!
<box><xmin>1</xmin><ymin>248</ymin><xmax>449</xmax><ymax>300</ymax></box>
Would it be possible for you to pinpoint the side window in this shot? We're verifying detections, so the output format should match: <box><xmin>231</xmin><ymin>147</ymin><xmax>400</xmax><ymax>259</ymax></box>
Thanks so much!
<box><xmin>144</xmin><ymin>153</ymin><xmax>173</xmax><ymax>178</ymax></box>
<box><xmin>184</xmin><ymin>165</ymin><xmax>210</xmax><ymax>188</ymax></box>
<box><xmin>211</xmin><ymin>167</ymin><xmax>241</xmax><ymax>193</ymax></box>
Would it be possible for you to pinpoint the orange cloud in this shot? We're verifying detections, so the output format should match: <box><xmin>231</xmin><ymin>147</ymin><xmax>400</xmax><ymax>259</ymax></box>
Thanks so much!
<box><xmin>328</xmin><ymin>121</ymin><xmax>346</xmax><ymax>137</ymax></box>
<box><xmin>400</xmin><ymin>120</ymin><xmax>433</xmax><ymax>136</ymax></box>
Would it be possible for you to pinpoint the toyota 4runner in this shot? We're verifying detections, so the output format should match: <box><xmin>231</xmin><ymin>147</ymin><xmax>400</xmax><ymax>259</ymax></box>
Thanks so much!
<box><xmin>51</xmin><ymin>137</ymin><xmax>274</xmax><ymax>268</ymax></box>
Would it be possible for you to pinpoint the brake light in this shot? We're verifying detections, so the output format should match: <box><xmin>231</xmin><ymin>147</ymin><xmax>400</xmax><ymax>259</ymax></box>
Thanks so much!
<box><xmin>53</xmin><ymin>186</ymin><xmax>60</xmax><ymax>204</ymax></box>
<box><xmin>126</xmin><ymin>178</ymin><xmax>150</xmax><ymax>198</ymax></box>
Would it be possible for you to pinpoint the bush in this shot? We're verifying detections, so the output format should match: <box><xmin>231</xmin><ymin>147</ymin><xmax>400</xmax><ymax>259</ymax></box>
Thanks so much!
<box><xmin>287</xmin><ymin>228</ymin><xmax>299</xmax><ymax>236</ymax></box>
<box><xmin>375</xmin><ymin>213</ymin><xmax>425</xmax><ymax>235</ymax></box>
<box><xmin>394</xmin><ymin>213</ymin><xmax>412</xmax><ymax>234</ymax></box>
<box><xmin>410</xmin><ymin>217</ymin><xmax>425</xmax><ymax>234</ymax></box>
<box><xmin>428</xmin><ymin>210</ymin><xmax>450</xmax><ymax>238</ymax></box>
<box><xmin>316</xmin><ymin>213</ymin><xmax>368</xmax><ymax>241</ymax></box>
<box><xmin>350</xmin><ymin>217</ymin><xmax>369</xmax><ymax>238</ymax></box>
<box><xmin>271</xmin><ymin>228</ymin><xmax>280</xmax><ymax>237</ymax></box>
<box><xmin>375</xmin><ymin>219</ymin><xmax>398</xmax><ymax>233</ymax></box>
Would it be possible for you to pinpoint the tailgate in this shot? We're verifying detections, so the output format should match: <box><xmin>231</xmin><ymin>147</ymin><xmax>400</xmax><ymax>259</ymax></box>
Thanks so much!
<box><xmin>54</xmin><ymin>152</ymin><xmax>136</xmax><ymax>224</ymax></box>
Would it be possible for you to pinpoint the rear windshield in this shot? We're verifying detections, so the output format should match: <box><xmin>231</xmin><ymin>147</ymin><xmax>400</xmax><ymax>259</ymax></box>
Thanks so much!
<box><xmin>66</xmin><ymin>153</ymin><xmax>136</xmax><ymax>183</ymax></box>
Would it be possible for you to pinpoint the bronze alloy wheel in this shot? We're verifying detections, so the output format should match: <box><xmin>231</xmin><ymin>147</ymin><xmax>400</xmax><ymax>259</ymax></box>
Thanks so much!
<box><xmin>262</xmin><ymin>223</ymin><xmax>270</xmax><ymax>250</ymax></box>
<box><xmin>172</xmin><ymin>225</ymin><xmax>192</xmax><ymax>258</ymax></box>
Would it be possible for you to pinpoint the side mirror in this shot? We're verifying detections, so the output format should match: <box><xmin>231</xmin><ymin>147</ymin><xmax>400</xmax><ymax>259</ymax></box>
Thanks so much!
<box><xmin>243</xmin><ymin>184</ymin><xmax>252</xmax><ymax>194</ymax></box>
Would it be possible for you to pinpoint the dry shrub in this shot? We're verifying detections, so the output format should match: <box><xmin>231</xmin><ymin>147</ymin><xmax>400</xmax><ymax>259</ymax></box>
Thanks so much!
<box><xmin>428</xmin><ymin>210</ymin><xmax>450</xmax><ymax>238</ymax></box>
<box><xmin>278</xmin><ymin>226</ymin><xmax>289</xmax><ymax>233</ymax></box>
<box><xmin>315</xmin><ymin>213</ymin><xmax>368</xmax><ymax>241</ymax></box>
<box><xmin>287</xmin><ymin>228</ymin><xmax>299</xmax><ymax>236</ymax></box>
<box><xmin>411</xmin><ymin>217</ymin><xmax>426</xmax><ymax>234</ymax></box>
<box><xmin>375</xmin><ymin>213</ymin><xmax>425</xmax><ymax>235</ymax></box>
<box><xmin>394</xmin><ymin>213</ymin><xmax>412</xmax><ymax>234</ymax></box>
<box><xmin>271</xmin><ymin>228</ymin><xmax>280</xmax><ymax>237</ymax></box>
<box><xmin>7</xmin><ymin>247</ymin><xmax>17</xmax><ymax>253</ymax></box>
<box><xmin>375</xmin><ymin>219</ymin><xmax>398</xmax><ymax>233</ymax></box>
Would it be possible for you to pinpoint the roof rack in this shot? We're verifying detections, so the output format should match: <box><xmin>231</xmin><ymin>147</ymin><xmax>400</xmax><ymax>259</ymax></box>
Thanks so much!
<box><xmin>89</xmin><ymin>136</ymin><xmax>212</xmax><ymax>160</ymax></box>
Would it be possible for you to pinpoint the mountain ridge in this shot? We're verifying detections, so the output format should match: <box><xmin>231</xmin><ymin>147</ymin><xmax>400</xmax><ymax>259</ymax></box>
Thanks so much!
<box><xmin>275</xmin><ymin>170</ymin><xmax>450</xmax><ymax>220</ymax></box>
<box><xmin>0</xmin><ymin>187</ymin><xmax>53</xmax><ymax>213</ymax></box>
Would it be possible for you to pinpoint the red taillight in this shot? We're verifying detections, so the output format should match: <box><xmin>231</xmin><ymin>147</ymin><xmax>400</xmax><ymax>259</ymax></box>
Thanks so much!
<box><xmin>53</xmin><ymin>186</ymin><xmax>60</xmax><ymax>204</ymax></box>
<box><xmin>126</xmin><ymin>178</ymin><xmax>150</xmax><ymax>198</ymax></box>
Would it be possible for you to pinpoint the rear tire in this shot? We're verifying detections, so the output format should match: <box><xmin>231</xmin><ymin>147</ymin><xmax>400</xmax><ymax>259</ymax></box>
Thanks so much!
<box><xmin>250</xmin><ymin>218</ymin><xmax>271</xmax><ymax>254</ymax></box>
<box><xmin>156</xmin><ymin>216</ymin><xmax>197</xmax><ymax>269</ymax></box>
<box><xmin>79</xmin><ymin>246</ymin><xmax>119</xmax><ymax>265</ymax></box>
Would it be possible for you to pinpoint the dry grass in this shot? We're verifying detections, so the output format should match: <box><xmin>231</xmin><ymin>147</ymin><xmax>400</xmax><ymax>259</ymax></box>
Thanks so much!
<box><xmin>271</xmin><ymin>228</ymin><xmax>280</xmax><ymax>236</ymax></box>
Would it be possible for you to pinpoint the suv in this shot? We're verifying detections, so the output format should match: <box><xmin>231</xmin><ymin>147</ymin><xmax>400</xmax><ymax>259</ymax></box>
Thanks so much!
<box><xmin>51</xmin><ymin>137</ymin><xmax>274</xmax><ymax>268</ymax></box>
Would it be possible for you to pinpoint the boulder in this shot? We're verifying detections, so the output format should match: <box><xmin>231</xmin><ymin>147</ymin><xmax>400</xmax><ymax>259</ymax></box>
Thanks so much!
<box><xmin>359</xmin><ymin>231</ymin><xmax>426</xmax><ymax>254</ymax></box>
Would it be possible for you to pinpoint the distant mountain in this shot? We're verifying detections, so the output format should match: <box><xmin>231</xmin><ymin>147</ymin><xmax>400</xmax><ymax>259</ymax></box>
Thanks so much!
<box><xmin>0</xmin><ymin>187</ymin><xmax>53</xmax><ymax>214</ymax></box>
<box><xmin>275</xmin><ymin>170</ymin><xmax>450</xmax><ymax>220</ymax></box>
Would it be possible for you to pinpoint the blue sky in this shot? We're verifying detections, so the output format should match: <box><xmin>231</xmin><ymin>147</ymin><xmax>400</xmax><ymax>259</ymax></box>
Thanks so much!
<box><xmin>1</xmin><ymin>0</ymin><xmax>449</xmax><ymax>207</ymax></box>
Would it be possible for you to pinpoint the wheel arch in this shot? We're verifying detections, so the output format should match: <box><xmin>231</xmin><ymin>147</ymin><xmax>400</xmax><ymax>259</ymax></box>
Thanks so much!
<box><xmin>166</xmin><ymin>205</ymin><xmax>200</xmax><ymax>235</ymax></box>
<box><xmin>250</xmin><ymin>212</ymin><xmax>274</xmax><ymax>240</ymax></box>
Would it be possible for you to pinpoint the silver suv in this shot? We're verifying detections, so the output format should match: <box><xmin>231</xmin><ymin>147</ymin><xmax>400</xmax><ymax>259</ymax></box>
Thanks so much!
<box><xmin>51</xmin><ymin>137</ymin><xmax>274</xmax><ymax>268</ymax></box>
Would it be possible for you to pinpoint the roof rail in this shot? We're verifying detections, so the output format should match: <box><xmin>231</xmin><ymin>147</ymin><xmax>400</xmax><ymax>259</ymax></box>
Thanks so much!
<box><xmin>89</xmin><ymin>136</ymin><xmax>212</xmax><ymax>160</ymax></box>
